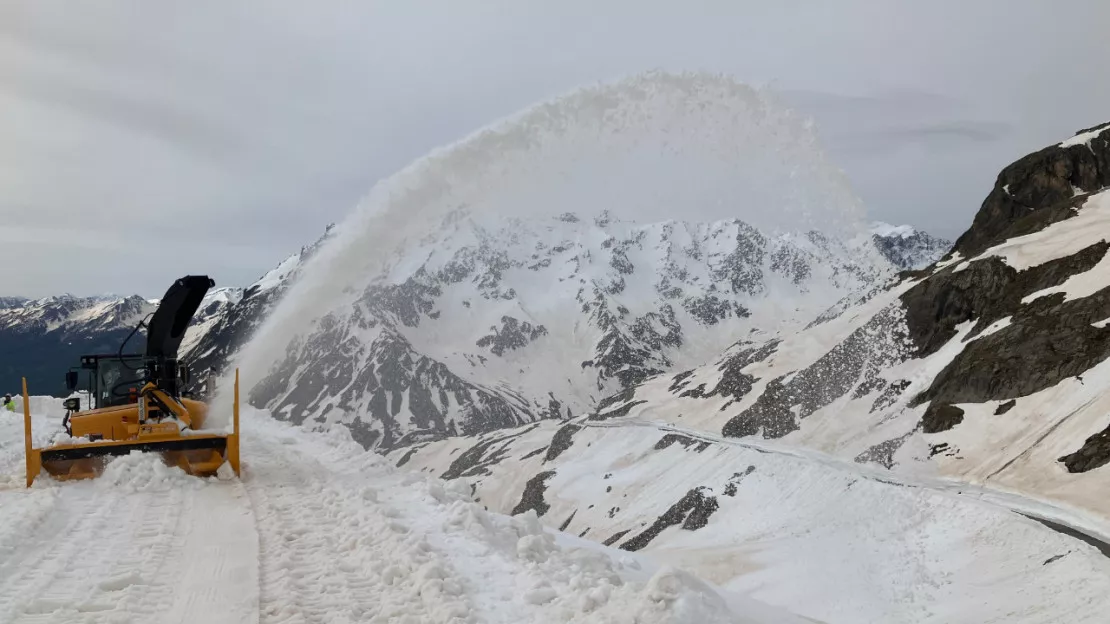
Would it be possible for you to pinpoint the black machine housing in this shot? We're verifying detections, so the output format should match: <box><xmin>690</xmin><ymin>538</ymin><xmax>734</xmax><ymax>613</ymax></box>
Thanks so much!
<box><xmin>64</xmin><ymin>276</ymin><xmax>215</xmax><ymax>411</ymax></box>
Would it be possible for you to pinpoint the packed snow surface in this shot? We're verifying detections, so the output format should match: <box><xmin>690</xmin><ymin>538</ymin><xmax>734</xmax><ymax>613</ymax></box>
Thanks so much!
<box><xmin>0</xmin><ymin>400</ymin><xmax>805</xmax><ymax>623</ymax></box>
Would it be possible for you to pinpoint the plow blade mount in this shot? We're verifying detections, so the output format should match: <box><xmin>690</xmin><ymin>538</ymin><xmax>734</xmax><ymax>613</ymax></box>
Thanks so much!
<box><xmin>35</xmin><ymin>435</ymin><xmax>233</xmax><ymax>482</ymax></box>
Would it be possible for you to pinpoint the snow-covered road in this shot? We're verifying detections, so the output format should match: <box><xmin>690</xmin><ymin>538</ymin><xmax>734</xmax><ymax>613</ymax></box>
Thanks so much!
<box><xmin>584</xmin><ymin>417</ymin><xmax>1110</xmax><ymax>554</ymax></box>
<box><xmin>0</xmin><ymin>403</ymin><xmax>810</xmax><ymax>624</ymax></box>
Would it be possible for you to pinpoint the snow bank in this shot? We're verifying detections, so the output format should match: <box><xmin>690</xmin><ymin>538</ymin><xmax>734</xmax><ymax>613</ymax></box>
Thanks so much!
<box><xmin>244</xmin><ymin>409</ymin><xmax>801</xmax><ymax>623</ymax></box>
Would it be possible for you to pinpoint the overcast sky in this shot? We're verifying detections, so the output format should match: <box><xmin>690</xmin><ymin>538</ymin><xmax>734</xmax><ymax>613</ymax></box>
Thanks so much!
<box><xmin>2</xmin><ymin>0</ymin><xmax>1108</xmax><ymax>298</ymax></box>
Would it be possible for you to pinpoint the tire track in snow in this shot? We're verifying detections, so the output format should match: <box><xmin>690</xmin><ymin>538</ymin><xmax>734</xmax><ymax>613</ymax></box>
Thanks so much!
<box><xmin>0</xmin><ymin>484</ymin><xmax>118</xmax><ymax>622</ymax></box>
<box><xmin>0</xmin><ymin>455</ymin><xmax>259</xmax><ymax>624</ymax></box>
<box><xmin>243</xmin><ymin>425</ymin><xmax>476</xmax><ymax>623</ymax></box>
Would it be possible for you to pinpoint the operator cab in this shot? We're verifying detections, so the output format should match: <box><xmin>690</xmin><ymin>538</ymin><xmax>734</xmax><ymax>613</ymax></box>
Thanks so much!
<box><xmin>64</xmin><ymin>354</ymin><xmax>194</xmax><ymax>412</ymax></box>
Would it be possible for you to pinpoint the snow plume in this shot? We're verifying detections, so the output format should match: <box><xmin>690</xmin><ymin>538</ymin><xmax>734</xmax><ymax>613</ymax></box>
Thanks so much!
<box><xmin>233</xmin><ymin>70</ymin><xmax>870</xmax><ymax>401</ymax></box>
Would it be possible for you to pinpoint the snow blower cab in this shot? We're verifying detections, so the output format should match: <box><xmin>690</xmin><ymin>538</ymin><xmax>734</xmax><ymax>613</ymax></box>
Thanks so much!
<box><xmin>22</xmin><ymin>275</ymin><xmax>241</xmax><ymax>486</ymax></box>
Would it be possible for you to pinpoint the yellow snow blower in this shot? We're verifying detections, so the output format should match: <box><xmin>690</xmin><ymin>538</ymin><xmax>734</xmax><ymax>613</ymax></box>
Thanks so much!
<box><xmin>23</xmin><ymin>275</ymin><xmax>240</xmax><ymax>486</ymax></box>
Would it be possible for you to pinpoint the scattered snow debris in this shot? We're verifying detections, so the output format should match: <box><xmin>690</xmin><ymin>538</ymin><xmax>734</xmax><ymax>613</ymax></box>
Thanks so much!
<box><xmin>96</xmin><ymin>451</ymin><xmax>206</xmax><ymax>493</ymax></box>
<box><xmin>216</xmin><ymin>460</ymin><xmax>237</xmax><ymax>481</ymax></box>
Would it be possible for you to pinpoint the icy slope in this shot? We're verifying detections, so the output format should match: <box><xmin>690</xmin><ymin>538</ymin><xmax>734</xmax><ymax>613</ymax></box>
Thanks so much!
<box><xmin>0</xmin><ymin>401</ymin><xmax>804</xmax><ymax>624</ymax></box>
<box><xmin>391</xmin><ymin>414</ymin><xmax>1110</xmax><ymax>623</ymax></box>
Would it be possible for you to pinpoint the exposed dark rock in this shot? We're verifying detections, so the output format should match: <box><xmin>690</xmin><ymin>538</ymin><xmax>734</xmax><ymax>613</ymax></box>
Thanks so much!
<box><xmin>921</xmin><ymin>404</ymin><xmax>964</xmax><ymax>434</ymax></box>
<box><xmin>1060</xmin><ymin>426</ymin><xmax>1110</xmax><ymax>473</ymax></box>
<box><xmin>915</xmin><ymin>285</ymin><xmax>1110</xmax><ymax>407</ymax></box>
<box><xmin>680</xmin><ymin>384</ymin><xmax>707</xmax><ymax>399</ymax></box>
<box><xmin>520</xmin><ymin>446</ymin><xmax>547</xmax><ymax>461</ymax></box>
<box><xmin>597</xmin><ymin>387</ymin><xmax>636</xmax><ymax>411</ymax></box>
<box><xmin>928</xmin><ymin>442</ymin><xmax>950</xmax><ymax>458</ymax></box>
<box><xmin>668</xmin><ymin>370</ymin><xmax>695</xmax><ymax>392</ymax></box>
<box><xmin>995</xmin><ymin>400</ymin><xmax>1017</xmax><ymax>415</ymax></box>
<box><xmin>904</xmin><ymin>234</ymin><xmax>1108</xmax><ymax>361</ymax></box>
<box><xmin>475</xmin><ymin>316</ymin><xmax>548</xmax><ymax>356</ymax></box>
<box><xmin>559</xmin><ymin>510</ymin><xmax>577</xmax><ymax>531</ymax></box>
<box><xmin>589</xmin><ymin>400</ymin><xmax>647</xmax><ymax>421</ymax></box>
<box><xmin>256</xmin><ymin>323</ymin><xmax>533</xmax><ymax>451</ymax></box>
<box><xmin>683</xmin><ymin>295</ymin><xmax>750</xmax><ymax>325</ymax></box>
<box><xmin>705</xmin><ymin>341</ymin><xmax>780</xmax><ymax>409</ymax></box>
<box><xmin>395</xmin><ymin>447</ymin><xmax>420</xmax><ymax>468</ymax></box>
<box><xmin>602</xmin><ymin>529</ymin><xmax>631</xmax><ymax>546</ymax></box>
<box><xmin>852</xmin><ymin>374</ymin><xmax>887</xmax><ymax>400</ymax></box>
<box><xmin>544</xmin><ymin>424</ymin><xmax>581</xmax><ymax>462</ymax></box>
<box><xmin>712</xmin><ymin>222</ymin><xmax>767</xmax><ymax>296</ymax></box>
<box><xmin>871</xmin><ymin>380</ymin><xmax>913</xmax><ymax>413</ymax></box>
<box><xmin>511</xmin><ymin>470</ymin><xmax>556</xmax><ymax>517</ymax></box>
<box><xmin>872</xmin><ymin>230</ymin><xmax>952</xmax><ymax>271</ymax></box>
<box><xmin>723</xmin><ymin>466</ymin><xmax>756</xmax><ymax>496</ymax></box>
<box><xmin>724</xmin><ymin>306</ymin><xmax>910</xmax><ymax>439</ymax></box>
<box><xmin>855</xmin><ymin>432</ymin><xmax>914</xmax><ymax>468</ymax></box>
<box><xmin>654</xmin><ymin>434</ymin><xmax>711</xmax><ymax>452</ymax></box>
<box><xmin>722</xmin><ymin>376</ymin><xmax>796</xmax><ymax>438</ymax></box>
<box><xmin>619</xmin><ymin>487</ymin><xmax>720</xmax><ymax>551</ymax></box>
<box><xmin>950</xmin><ymin>125</ymin><xmax>1110</xmax><ymax>258</ymax></box>
<box><xmin>1043</xmin><ymin>553</ymin><xmax>1070</xmax><ymax>566</ymax></box>
<box><xmin>443</xmin><ymin>426</ymin><xmax>540</xmax><ymax>480</ymax></box>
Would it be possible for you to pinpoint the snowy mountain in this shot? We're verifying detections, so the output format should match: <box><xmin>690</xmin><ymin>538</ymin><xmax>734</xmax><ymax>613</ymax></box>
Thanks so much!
<box><xmin>0</xmin><ymin>286</ymin><xmax>247</xmax><ymax>396</ymax></box>
<box><xmin>0</xmin><ymin>294</ymin><xmax>155</xmax><ymax>395</ymax></box>
<box><xmin>201</xmin><ymin>211</ymin><xmax>947</xmax><ymax>451</ymax></box>
<box><xmin>0</xmin><ymin>296</ymin><xmax>28</xmax><ymax>310</ymax></box>
<box><xmin>869</xmin><ymin>221</ymin><xmax>951</xmax><ymax>270</ymax></box>
<box><xmin>184</xmin><ymin>225</ymin><xmax>334</xmax><ymax>380</ymax></box>
<box><xmin>177</xmin><ymin>287</ymin><xmax>244</xmax><ymax>359</ymax></box>
<box><xmin>387</xmin><ymin>121</ymin><xmax>1110</xmax><ymax>622</ymax></box>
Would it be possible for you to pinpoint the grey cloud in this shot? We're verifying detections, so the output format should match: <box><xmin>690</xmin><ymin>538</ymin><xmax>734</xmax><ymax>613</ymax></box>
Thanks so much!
<box><xmin>1</xmin><ymin>0</ymin><xmax>1109</xmax><ymax>296</ymax></box>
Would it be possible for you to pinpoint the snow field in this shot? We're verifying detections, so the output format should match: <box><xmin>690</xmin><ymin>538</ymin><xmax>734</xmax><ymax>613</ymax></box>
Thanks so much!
<box><xmin>394</xmin><ymin>416</ymin><xmax>1110</xmax><ymax>624</ymax></box>
<box><xmin>0</xmin><ymin>402</ymin><xmax>791</xmax><ymax>623</ymax></box>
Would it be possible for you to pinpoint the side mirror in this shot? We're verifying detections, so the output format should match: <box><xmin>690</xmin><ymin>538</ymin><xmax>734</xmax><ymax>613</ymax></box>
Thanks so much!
<box><xmin>63</xmin><ymin>397</ymin><xmax>81</xmax><ymax>412</ymax></box>
<box><xmin>179</xmin><ymin>364</ymin><xmax>192</xmax><ymax>385</ymax></box>
<box><xmin>65</xmin><ymin>371</ymin><xmax>79</xmax><ymax>391</ymax></box>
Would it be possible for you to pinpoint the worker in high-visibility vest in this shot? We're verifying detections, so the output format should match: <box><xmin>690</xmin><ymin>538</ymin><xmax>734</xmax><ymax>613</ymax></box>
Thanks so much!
<box><xmin>3</xmin><ymin>394</ymin><xmax>14</xmax><ymax>412</ymax></box>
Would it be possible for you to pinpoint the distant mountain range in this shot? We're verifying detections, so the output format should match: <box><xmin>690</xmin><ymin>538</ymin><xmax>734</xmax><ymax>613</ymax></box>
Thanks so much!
<box><xmin>0</xmin><ymin>218</ymin><xmax>945</xmax><ymax>436</ymax></box>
